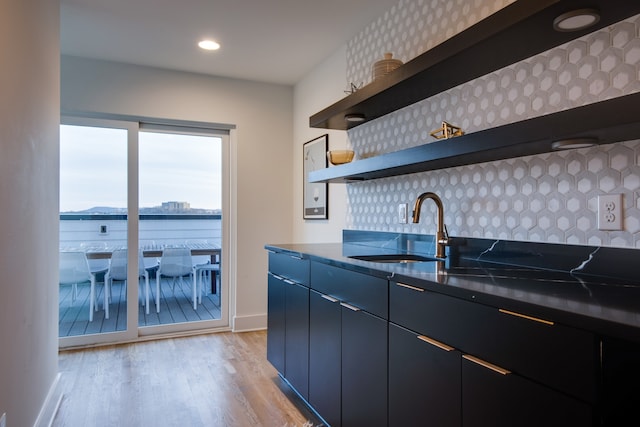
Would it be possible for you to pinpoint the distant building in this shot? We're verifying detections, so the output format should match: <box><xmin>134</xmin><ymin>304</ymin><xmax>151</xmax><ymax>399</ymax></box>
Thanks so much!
<box><xmin>161</xmin><ymin>201</ymin><xmax>191</xmax><ymax>212</ymax></box>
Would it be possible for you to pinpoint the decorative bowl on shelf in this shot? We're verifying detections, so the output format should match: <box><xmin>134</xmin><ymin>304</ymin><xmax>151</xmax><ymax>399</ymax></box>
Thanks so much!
<box><xmin>327</xmin><ymin>150</ymin><xmax>355</xmax><ymax>165</ymax></box>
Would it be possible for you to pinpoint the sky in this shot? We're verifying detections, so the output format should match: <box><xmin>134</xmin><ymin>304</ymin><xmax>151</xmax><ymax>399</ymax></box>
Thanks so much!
<box><xmin>60</xmin><ymin>125</ymin><xmax>222</xmax><ymax>212</ymax></box>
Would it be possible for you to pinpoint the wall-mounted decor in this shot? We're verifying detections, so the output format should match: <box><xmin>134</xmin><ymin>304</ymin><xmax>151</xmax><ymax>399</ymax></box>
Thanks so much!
<box><xmin>303</xmin><ymin>134</ymin><xmax>328</xmax><ymax>219</ymax></box>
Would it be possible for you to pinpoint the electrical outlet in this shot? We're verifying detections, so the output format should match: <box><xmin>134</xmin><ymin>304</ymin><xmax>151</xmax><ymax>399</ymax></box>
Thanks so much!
<box><xmin>398</xmin><ymin>203</ymin><xmax>408</xmax><ymax>224</ymax></box>
<box><xmin>1</xmin><ymin>412</ymin><xmax>6</xmax><ymax>427</ymax></box>
<box><xmin>598</xmin><ymin>194</ymin><xmax>622</xmax><ymax>231</ymax></box>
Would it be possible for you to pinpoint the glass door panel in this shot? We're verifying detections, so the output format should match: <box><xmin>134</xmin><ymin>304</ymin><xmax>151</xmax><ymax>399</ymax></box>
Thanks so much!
<box><xmin>138</xmin><ymin>130</ymin><xmax>224</xmax><ymax>330</ymax></box>
<box><xmin>59</xmin><ymin>123</ymin><xmax>129</xmax><ymax>339</ymax></box>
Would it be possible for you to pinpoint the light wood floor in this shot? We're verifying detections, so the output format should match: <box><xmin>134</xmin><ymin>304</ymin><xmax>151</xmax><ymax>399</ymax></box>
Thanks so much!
<box><xmin>53</xmin><ymin>331</ymin><xmax>324</xmax><ymax>427</ymax></box>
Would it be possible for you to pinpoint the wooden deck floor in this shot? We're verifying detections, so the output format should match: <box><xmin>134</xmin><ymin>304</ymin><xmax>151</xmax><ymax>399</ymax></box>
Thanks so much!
<box><xmin>59</xmin><ymin>277</ymin><xmax>221</xmax><ymax>337</ymax></box>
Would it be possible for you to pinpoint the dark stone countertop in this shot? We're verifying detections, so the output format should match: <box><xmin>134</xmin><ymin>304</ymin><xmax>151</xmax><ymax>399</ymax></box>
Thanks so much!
<box><xmin>265</xmin><ymin>232</ymin><xmax>640</xmax><ymax>343</ymax></box>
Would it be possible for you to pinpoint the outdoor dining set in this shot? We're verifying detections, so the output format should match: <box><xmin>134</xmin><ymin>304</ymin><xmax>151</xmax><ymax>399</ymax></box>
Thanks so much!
<box><xmin>59</xmin><ymin>243</ymin><xmax>221</xmax><ymax>321</ymax></box>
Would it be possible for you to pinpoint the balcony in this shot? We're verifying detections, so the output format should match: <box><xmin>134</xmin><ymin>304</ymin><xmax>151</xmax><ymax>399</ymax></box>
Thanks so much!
<box><xmin>59</xmin><ymin>214</ymin><xmax>222</xmax><ymax>337</ymax></box>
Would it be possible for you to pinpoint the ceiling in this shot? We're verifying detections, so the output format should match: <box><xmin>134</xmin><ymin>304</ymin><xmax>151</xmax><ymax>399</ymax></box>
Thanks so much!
<box><xmin>60</xmin><ymin>0</ymin><xmax>400</xmax><ymax>86</ymax></box>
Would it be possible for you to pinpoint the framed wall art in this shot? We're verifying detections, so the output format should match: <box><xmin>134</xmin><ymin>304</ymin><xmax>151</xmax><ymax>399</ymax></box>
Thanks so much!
<box><xmin>303</xmin><ymin>134</ymin><xmax>328</xmax><ymax>219</ymax></box>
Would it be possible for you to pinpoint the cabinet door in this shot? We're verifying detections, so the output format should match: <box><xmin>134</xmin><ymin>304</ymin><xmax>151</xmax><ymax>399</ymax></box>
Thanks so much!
<box><xmin>285</xmin><ymin>281</ymin><xmax>310</xmax><ymax>399</ymax></box>
<box><xmin>341</xmin><ymin>304</ymin><xmax>387</xmax><ymax>427</ymax></box>
<box><xmin>389</xmin><ymin>323</ymin><xmax>461</xmax><ymax>426</ymax></box>
<box><xmin>462</xmin><ymin>355</ymin><xmax>593</xmax><ymax>427</ymax></box>
<box><xmin>267</xmin><ymin>272</ymin><xmax>286</xmax><ymax>374</ymax></box>
<box><xmin>309</xmin><ymin>290</ymin><xmax>342</xmax><ymax>427</ymax></box>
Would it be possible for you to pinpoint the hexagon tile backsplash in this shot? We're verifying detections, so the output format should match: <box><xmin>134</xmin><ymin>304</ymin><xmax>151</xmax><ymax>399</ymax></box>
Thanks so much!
<box><xmin>343</xmin><ymin>2</ymin><xmax>640</xmax><ymax>249</ymax></box>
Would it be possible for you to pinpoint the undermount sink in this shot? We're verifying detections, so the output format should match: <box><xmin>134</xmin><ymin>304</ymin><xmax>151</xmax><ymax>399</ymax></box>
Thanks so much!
<box><xmin>348</xmin><ymin>254</ymin><xmax>441</xmax><ymax>263</ymax></box>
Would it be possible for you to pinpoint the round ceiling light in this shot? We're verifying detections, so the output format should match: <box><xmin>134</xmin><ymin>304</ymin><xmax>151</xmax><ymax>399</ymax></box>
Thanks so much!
<box><xmin>553</xmin><ymin>9</ymin><xmax>600</xmax><ymax>32</ymax></box>
<box><xmin>198</xmin><ymin>40</ymin><xmax>221</xmax><ymax>51</ymax></box>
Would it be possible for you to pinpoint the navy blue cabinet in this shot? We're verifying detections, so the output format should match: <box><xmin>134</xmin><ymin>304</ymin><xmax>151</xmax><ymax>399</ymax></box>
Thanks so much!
<box><xmin>266</xmin><ymin>251</ymin><xmax>310</xmax><ymax>399</ymax></box>
<box><xmin>389</xmin><ymin>323</ymin><xmax>461</xmax><ymax>426</ymax></box>
<box><xmin>309</xmin><ymin>290</ymin><xmax>342</xmax><ymax>427</ymax></box>
<box><xmin>310</xmin><ymin>261</ymin><xmax>388</xmax><ymax>427</ymax></box>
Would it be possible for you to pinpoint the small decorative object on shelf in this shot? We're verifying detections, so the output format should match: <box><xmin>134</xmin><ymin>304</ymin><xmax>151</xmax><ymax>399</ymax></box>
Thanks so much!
<box><xmin>327</xmin><ymin>150</ymin><xmax>355</xmax><ymax>165</ymax></box>
<box><xmin>430</xmin><ymin>121</ymin><xmax>464</xmax><ymax>139</ymax></box>
<box><xmin>372</xmin><ymin>52</ymin><xmax>403</xmax><ymax>81</ymax></box>
<box><xmin>344</xmin><ymin>82</ymin><xmax>363</xmax><ymax>94</ymax></box>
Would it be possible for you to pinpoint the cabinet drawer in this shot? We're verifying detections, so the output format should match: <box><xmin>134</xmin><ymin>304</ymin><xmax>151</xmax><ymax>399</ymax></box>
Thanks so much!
<box><xmin>268</xmin><ymin>251</ymin><xmax>309</xmax><ymax>286</ymax></box>
<box><xmin>311</xmin><ymin>261</ymin><xmax>387</xmax><ymax>319</ymax></box>
<box><xmin>390</xmin><ymin>281</ymin><xmax>597</xmax><ymax>403</ymax></box>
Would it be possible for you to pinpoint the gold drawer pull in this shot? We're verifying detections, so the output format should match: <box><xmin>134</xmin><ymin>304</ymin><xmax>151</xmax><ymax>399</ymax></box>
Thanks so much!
<box><xmin>321</xmin><ymin>294</ymin><xmax>339</xmax><ymax>303</ymax></box>
<box><xmin>395</xmin><ymin>282</ymin><xmax>424</xmax><ymax>292</ymax></box>
<box><xmin>417</xmin><ymin>335</ymin><xmax>455</xmax><ymax>352</ymax></box>
<box><xmin>340</xmin><ymin>302</ymin><xmax>361</xmax><ymax>312</ymax></box>
<box><xmin>499</xmin><ymin>309</ymin><xmax>554</xmax><ymax>326</ymax></box>
<box><xmin>462</xmin><ymin>355</ymin><xmax>511</xmax><ymax>375</ymax></box>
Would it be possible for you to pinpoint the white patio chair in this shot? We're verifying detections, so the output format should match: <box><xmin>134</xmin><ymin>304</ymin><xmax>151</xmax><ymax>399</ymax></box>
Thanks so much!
<box><xmin>156</xmin><ymin>247</ymin><xmax>197</xmax><ymax>311</ymax></box>
<box><xmin>104</xmin><ymin>249</ymin><xmax>152</xmax><ymax>316</ymax></box>
<box><xmin>194</xmin><ymin>253</ymin><xmax>220</xmax><ymax>302</ymax></box>
<box><xmin>59</xmin><ymin>251</ymin><xmax>107</xmax><ymax>322</ymax></box>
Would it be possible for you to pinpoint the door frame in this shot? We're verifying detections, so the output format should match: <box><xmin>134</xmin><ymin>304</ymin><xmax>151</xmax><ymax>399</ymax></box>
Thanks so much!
<box><xmin>59</xmin><ymin>114</ymin><xmax>236</xmax><ymax>348</ymax></box>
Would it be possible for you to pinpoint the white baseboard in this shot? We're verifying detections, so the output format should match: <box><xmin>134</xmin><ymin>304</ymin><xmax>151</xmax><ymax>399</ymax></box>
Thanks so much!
<box><xmin>34</xmin><ymin>372</ymin><xmax>63</xmax><ymax>427</ymax></box>
<box><xmin>233</xmin><ymin>313</ymin><xmax>267</xmax><ymax>332</ymax></box>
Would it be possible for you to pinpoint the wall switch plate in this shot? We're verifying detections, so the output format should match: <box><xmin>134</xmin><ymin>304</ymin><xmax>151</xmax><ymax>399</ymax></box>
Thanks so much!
<box><xmin>598</xmin><ymin>194</ymin><xmax>622</xmax><ymax>231</ymax></box>
<box><xmin>398</xmin><ymin>203</ymin><xmax>408</xmax><ymax>224</ymax></box>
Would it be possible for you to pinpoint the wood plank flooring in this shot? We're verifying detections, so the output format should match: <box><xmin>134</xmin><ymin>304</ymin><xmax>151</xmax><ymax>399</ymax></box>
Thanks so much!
<box><xmin>53</xmin><ymin>331</ymin><xmax>325</xmax><ymax>427</ymax></box>
<box><xmin>59</xmin><ymin>278</ymin><xmax>221</xmax><ymax>337</ymax></box>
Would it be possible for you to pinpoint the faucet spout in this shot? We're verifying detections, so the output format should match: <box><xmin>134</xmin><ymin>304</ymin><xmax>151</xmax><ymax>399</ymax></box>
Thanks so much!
<box><xmin>412</xmin><ymin>192</ymin><xmax>448</xmax><ymax>258</ymax></box>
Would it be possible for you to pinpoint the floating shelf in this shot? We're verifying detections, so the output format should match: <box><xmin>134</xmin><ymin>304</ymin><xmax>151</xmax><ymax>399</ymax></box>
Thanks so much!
<box><xmin>309</xmin><ymin>0</ymin><xmax>640</xmax><ymax>130</ymax></box>
<box><xmin>309</xmin><ymin>93</ymin><xmax>640</xmax><ymax>183</ymax></box>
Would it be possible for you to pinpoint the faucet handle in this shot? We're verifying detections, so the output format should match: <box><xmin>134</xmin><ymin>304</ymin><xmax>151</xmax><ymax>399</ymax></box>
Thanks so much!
<box><xmin>438</xmin><ymin>224</ymin><xmax>450</xmax><ymax>245</ymax></box>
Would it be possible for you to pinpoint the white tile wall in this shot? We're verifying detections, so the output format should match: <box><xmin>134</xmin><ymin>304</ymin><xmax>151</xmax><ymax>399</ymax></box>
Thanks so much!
<box><xmin>343</xmin><ymin>1</ymin><xmax>640</xmax><ymax>248</ymax></box>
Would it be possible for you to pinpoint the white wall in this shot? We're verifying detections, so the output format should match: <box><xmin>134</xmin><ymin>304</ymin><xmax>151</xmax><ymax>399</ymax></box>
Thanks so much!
<box><xmin>292</xmin><ymin>46</ymin><xmax>350</xmax><ymax>243</ymax></box>
<box><xmin>0</xmin><ymin>1</ymin><xmax>60</xmax><ymax>426</ymax></box>
<box><xmin>61</xmin><ymin>56</ymin><xmax>294</xmax><ymax>330</ymax></box>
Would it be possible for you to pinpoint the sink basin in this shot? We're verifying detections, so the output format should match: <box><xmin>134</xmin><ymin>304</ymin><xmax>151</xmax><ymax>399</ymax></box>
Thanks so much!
<box><xmin>348</xmin><ymin>254</ymin><xmax>440</xmax><ymax>263</ymax></box>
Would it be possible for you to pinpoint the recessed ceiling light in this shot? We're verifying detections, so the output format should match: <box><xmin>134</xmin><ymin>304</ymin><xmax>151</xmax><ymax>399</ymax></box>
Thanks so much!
<box><xmin>198</xmin><ymin>40</ymin><xmax>220</xmax><ymax>51</ymax></box>
<box><xmin>553</xmin><ymin>9</ymin><xmax>600</xmax><ymax>32</ymax></box>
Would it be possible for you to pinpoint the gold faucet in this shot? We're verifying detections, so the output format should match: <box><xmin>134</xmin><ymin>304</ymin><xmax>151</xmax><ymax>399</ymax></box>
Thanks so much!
<box><xmin>412</xmin><ymin>192</ymin><xmax>449</xmax><ymax>259</ymax></box>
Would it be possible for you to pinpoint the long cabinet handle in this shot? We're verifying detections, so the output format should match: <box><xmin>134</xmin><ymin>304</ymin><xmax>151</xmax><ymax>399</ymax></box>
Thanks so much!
<box><xmin>462</xmin><ymin>354</ymin><xmax>511</xmax><ymax>375</ymax></box>
<box><xmin>321</xmin><ymin>294</ymin><xmax>339</xmax><ymax>303</ymax></box>
<box><xmin>417</xmin><ymin>335</ymin><xmax>455</xmax><ymax>352</ymax></box>
<box><xmin>499</xmin><ymin>308</ymin><xmax>554</xmax><ymax>326</ymax></box>
<box><xmin>268</xmin><ymin>272</ymin><xmax>284</xmax><ymax>281</ymax></box>
<box><xmin>289</xmin><ymin>254</ymin><xmax>304</xmax><ymax>260</ymax></box>
<box><xmin>340</xmin><ymin>302</ymin><xmax>361</xmax><ymax>312</ymax></box>
<box><xmin>395</xmin><ymin>282</ymin><xmax>425</xmax><ymax>292</ymax></box>
<box><xmin>283</xmin><ymin>278</ymin><xmax>296</xmax><ymax>285</ymax></box>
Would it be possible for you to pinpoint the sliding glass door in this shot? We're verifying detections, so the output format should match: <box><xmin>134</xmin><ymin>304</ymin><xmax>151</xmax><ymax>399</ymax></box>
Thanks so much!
<box><xmin>59</xmin><ymin>117</ymin><xmax>230</xmax><ymax>347</ymax></box>
<box><xmin>138</xmin><ymin>127</ymin><xmax>226</xmax><ymax>334</ymax></box>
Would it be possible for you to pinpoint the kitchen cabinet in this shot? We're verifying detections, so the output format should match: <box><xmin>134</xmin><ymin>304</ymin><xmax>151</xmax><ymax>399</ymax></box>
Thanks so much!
<box><xmin>462</xmin><ymin>354</ymin><xmax>592</xmax><ymax>427</ymax></box>
<box><xmin>308</xmin><ymin>290</ymin><xmax>341</xmax><ymax>427</ymax></box>
<box><xmin>389</xmin><ymin>323</ymin><xmax>461</xmax><ymax>426</ymax></box>
<box><xmin>266</xmin><ymin>251</ymin><xmax>310</xmax><ymax>399</ymax></box>
<box><xmin>310</xmin><ymin>261</ymin><xmax>388</xmax><ymax>427</ymax></box>
<box><xmin>600</xmin><ymin>337</ymin><xmax>640</xmax><ymax>426</ymax></box>
<box><xmin>340</xmin><ymin>301</ymin><xmax>387</xmax><ymax>427</ymax></box>
<box><xmin>389</xmin><ymin>279</ymin><xmax>595</xmax><ymax>426</ymax></box>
